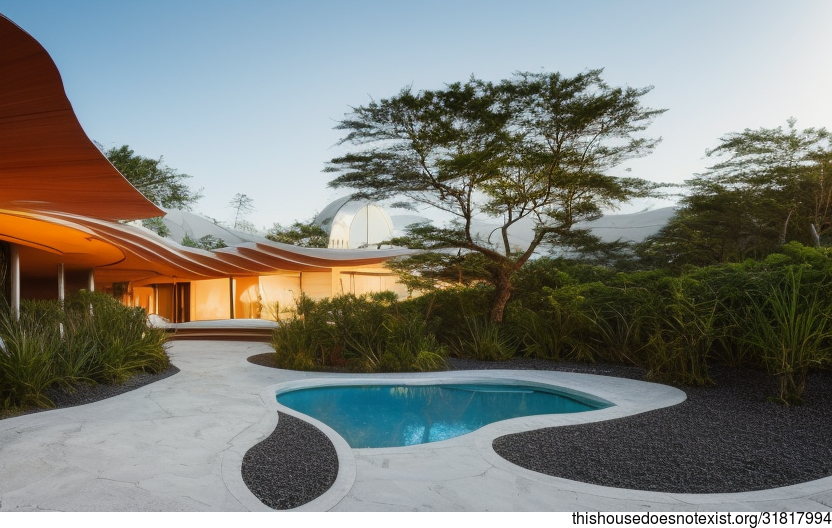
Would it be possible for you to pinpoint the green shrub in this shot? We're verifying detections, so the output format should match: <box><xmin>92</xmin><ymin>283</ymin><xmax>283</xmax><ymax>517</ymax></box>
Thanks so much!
<box><xmin>62</xmin><ymin>291</ymin><xmax>168</xmax><ymax>384</ymax></box>
<box><xmin>504</xmin><ymin>305</ymin><xmax>559</xmax><ymax>359</ymax></box>
<box><xmin>0</xmin><ymin>292</ymin><xmax>168</xmax><ymax>411</ymax></box>
<box><xmin>451</xmin><ymin>316</ymin><xmax>515</xmax><ymax>361</ymax></box>
<box><xmin>638</xmin><ymin>276</ymin><xmax>718</xmax><ymax>386</ymax></box>
<box><xmin>271</xmin><ymin>244</ymin><xmax>832</xmax><ymax>396</ymax></box>
<box><xmin>0</xmin><ymin>305</ymin><xmax>61</xmax><ymax>408</ymax></box>
<box><xmin>271</xmin><ymin>293</ymin><xmax>447</xmax><ymax>373</ymax></box>
<box><xmin>591</xmin><ymin>289</ymin><xmax>654</xmax><ymax>365</ymax></box>
<box><xmin>505</xmin><ymin>286</ymin><xmax>597</xmax><ymax>362</ymax></box>
<box><xmin>271</xmin><ymin>317</ymin><xmax>317</xmax><ymax>370</ymax></box>
<box><xmin>743</xmin><ymin>266</ymin><xmax>832</xmax><ymax>405</ymax></box>
<box><xmin>374</xmin><ymin>313</ymin><xmax>447</xmax><ymax>373</ymax></box>
<box><xmin>400</xmin><ymin>286</ymin><xmax>493</xmax><ymax>343</ymax></box>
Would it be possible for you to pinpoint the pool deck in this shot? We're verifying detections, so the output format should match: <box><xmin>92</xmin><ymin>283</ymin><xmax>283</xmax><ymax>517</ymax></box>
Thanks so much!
<box><xmin>1</xmin><ymin>340</ymin><xmax>831</xmax><ymax>512</ymax></box>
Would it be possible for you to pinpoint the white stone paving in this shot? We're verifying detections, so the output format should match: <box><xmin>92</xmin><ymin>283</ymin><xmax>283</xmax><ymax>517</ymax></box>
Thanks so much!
<box><xmin>0</xmin><ymin>340</ymin><xmax>829</xmax><ymax>512</ymax></box>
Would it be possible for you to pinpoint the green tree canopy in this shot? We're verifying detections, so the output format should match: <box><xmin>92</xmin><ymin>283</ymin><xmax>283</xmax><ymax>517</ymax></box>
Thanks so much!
<box><xmin>105</xmin><ymin>145</ymin><xmax>202</xmax><ymax>209</ymax></box>
<box><xmin>181</xmin><ymin>234</ymin><xmax>227</xmax><ymax>250</ymax></box>
<box><xmin>326</xmin><ymin>70</ymin><xmax>666</xmax><ymax>321</ymax></box>
<box><xmin>266</xmin><ymin>219</ymin><xmax>329</xmax><ymax>248</ymax></box>
<box><xmin>105</xmin><ymin>144</ymin><xmax>202</xmax><ymax>237</ymax></box>
<box><xmin>640</xmin><ymin>119</ymin><xmax>832</xmax><ymax>267</ymax></box>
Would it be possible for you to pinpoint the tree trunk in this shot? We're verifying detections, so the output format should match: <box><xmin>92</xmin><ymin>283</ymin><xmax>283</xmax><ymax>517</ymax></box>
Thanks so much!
<box><xmin>489</xmin><ymin>268</ymin><xmax>514</xmax><ymax>323</ymax></box>
<box><xmin>779</xmin><ymin>209</ymin><xmax>793</xmax><ymax>245</ymax></box>
<box><xmin>810</xmin><ymin>223</ymin><xmax>821</xmax><ymax>247</ymax></box>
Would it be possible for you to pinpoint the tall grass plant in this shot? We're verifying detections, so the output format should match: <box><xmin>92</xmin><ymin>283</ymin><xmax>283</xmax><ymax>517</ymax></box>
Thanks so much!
<box><xmin>0</xmin><ymin>292</ymin><xmax>169</xmax><ymax>411</ymax></box>
<box><xmin>743</xmin><ymin>267</ymin><xmax>832</xmax><ymax>404</ymax></box>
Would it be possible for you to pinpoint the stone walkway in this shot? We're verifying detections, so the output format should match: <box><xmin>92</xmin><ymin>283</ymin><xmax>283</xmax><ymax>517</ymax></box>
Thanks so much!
<box><xmin>1</xmin><ymin>340</ymin><xmax>830</xmax><ymax>511</ymax></box>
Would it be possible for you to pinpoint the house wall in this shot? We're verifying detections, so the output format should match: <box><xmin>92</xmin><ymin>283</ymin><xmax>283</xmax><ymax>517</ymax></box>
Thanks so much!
<box><xmin>300</xmin><ymin>271</ymin><xmax>333</xmax><ymax>300</ymax></box>
<box><xmin>190</xmin><ymin>278</ymin><xmax>231</xmax><ymax>320</ymax></box>
<box><xmin>19</xmin><ymin>268</ymin><xmax>93</xmax><ymax>301</ymax></box>
<box><xmin>300</xmin><ymin>266</ymin><xmax>408</xmax><ymax>302</ymax></box>
<box><xmin>234</xmin><ymin>276</ymin><xmax>261</xmax><ymax>319</ymax></box>
<box><xmin>131</xmin><ymin>286</ymin><xmax>155</xmax><ymax>313</ymax></box>
<box><xmin>258</xmin><ymin>273</ymin><xmax>301</xmax><ymax>320</ymax></box>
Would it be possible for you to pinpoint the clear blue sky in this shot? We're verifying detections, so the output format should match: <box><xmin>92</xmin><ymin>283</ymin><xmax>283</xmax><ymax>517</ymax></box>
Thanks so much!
<box><xmin>2</xmin><ymin>0</ymin><xmax>830</xmax><ymax>230</ymax></box>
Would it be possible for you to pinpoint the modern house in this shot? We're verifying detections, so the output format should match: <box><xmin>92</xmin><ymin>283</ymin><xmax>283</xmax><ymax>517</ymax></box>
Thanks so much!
<box><xmin>0</xmin><ymin>14</ymin><xmax>409</xmax><ymax>324</ymax></box>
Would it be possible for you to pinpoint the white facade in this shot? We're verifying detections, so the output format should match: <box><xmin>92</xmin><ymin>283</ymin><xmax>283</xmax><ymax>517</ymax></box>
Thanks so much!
<box><xmin>315</xmin><ymin>197</ymin><xmax>395</xmax><ymax>249</ymax></box>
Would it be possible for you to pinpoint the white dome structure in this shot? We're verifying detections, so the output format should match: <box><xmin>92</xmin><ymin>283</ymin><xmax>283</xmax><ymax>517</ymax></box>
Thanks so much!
<box><xmin>315</xmin><ymin>197</ymin><xmax>395</xmax><ymax>249</ymax></box>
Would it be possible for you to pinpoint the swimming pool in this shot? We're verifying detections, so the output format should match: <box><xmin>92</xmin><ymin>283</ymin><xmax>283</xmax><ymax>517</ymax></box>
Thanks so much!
<box><xmin>276</xmin><ymin>381</ymin><xmax>613</xmax><ymax>448</ymax></box>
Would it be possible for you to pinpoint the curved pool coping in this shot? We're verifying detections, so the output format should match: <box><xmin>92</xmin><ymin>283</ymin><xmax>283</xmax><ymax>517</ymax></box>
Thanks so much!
<box><xmin>258</xmin><ymin>369</ymin><xmax>687</xmax><ymax>511</ymax></box>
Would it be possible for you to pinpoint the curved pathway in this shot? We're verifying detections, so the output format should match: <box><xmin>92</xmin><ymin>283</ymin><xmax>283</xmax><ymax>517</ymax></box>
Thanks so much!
<box><xmin>0</xmin><ymin>340</ymin><xmax>830</xmax><ymax>511</ymax></box>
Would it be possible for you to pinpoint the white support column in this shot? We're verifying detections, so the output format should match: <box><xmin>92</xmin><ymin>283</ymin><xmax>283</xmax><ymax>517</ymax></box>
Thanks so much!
<box><xmin>87</xmin><ymin>269</ymin><xmax>95</xmax><ymax>292</ymax></box>
<box><xmin>57</xmin><ymin>263</ymin><xmax>66</xmax><ymax>338</ymax></box>
<box><xmin>57</xmin><ymin>263</ymin><xmax>65</xmax><ymax>303</ymax></box>
<box><xmin>10</xmin><ymin>244</ymin><xmax>20</xmax><ymax>321</ymax></box>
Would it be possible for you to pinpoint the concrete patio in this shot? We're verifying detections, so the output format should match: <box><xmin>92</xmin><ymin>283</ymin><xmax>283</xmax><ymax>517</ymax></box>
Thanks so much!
<box><xmin>1</xmin><ymin>340</ymin><xmax>830</xmax><ymax>512</ymax></box>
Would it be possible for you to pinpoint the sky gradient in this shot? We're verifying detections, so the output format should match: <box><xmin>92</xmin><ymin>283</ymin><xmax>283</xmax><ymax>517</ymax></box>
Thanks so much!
<box><xmin>2</xmin><ymin>0</ymin><xmax>830</xmax><ymax>230</ymax></box>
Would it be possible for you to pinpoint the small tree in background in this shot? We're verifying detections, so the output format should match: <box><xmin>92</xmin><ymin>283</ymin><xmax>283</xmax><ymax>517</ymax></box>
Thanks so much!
<box><xmin>181</xmin><ymin>234</ymin><xmax>227</xmax><ymax>250</ymax></box>
<box><xmin>266</xmin><ymin>219</ymin><xmax>329</xmax><ymax>248</ymax></box>
<box><xmin>228</xmin><ymin>193</ymin><xmax>255</xmax><ymax>231</ymax></box>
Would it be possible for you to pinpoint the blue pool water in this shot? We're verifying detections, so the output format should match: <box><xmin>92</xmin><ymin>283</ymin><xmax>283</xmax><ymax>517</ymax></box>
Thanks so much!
<box><xmin>276</xmin><ymin>383</ymin><xmax>612</xmax><ymax>448</ymax></box>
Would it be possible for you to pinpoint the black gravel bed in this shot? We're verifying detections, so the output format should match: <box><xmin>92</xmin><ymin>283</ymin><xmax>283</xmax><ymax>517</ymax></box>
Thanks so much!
<box><xmin>247</xmin><ymin>352</ymin><xmax>280</xmax><ymax>369</ymax></box>
<box><xmin>242</xmin><ymin>411</ymin><xmax>339</xmax><ymax>510</ymax></box>
<box><xmin>247</xmin><ymin>352</ymin><xmax>350</xmax><ymax>373</ymax></box>
<box><xmin>471</xmin><ymin>360</ymin><xmax>832</xmax><ymax>494</ymax></box>
<box><xmin>0</xmin><ymin>364</ymin><xmax>180</xmax><ymax>420</ymax></box>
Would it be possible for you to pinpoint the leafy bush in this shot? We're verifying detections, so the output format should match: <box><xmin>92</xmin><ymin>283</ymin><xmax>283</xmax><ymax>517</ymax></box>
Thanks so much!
<box><xmin>271</xmin><ymin>317</ymin><xmax>317</xmax><ymax>370</ymax></box>
<box><xmin>637</xmin><ymin>276</ymin><xmax>718</xmax><ymax>386</ymax></box>
<box><xmin>0</xmin><ymin>292</ymin><xmax>168</xmax><ymax>411</ymax></box>
<box><xmin>0</xmin><ymin>306</ymin><xmax>61</xmax><ymax>408</ymax></box>
<box><xmin>375</xmin><ymin>313</ymin><xmax>447</xmax><ymax>372</ymax></box>
<box><xmin>504</xmin><ymin>305</ymin><xmax>559</xmax><ymax>360</ymax></box>
<box><xmin>276</xmin><ymin>243</ymin><xmax>832</xmax><ymax>399</ymax></box>
<box><xmin>271</xmin><ymin>293</ymin><xmax>447</xmax><ymax>373</ymax></box>
<box><xmin>742</xmin><ymin>267</ymin><xmax>832</xmax><ymax>404</ymax></box>
<box><xmin>451</xmin><ymin>316</ymin><xmax>515</xmax><ymax>361</ymax></box>
<box><xmin>401</xmin><ymin>286</ymin><xmax>493</xmax><ymax>343</ymax></box>
<box><xmin>505</xmin><ymin>285</ymin><xmax>597</xmax><ymax>362</ymax></box>
<box><xmin>63</xmin><ymin>291</ymin><xmax>169</xmax><ymax>384</ymax></box>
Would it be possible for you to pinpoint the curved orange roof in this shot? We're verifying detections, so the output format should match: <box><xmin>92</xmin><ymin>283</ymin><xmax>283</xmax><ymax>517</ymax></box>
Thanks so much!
<box><xmin>0</xmin><ymin>15</ymin><xmax>163</xmax><ymax>221</ymax></box>
<box><xmin>41</xmin><ymin>211</ymin><xmax>413</xmax><ymax>285</ymax></box>
<box><xmin>0</xmin><ymin>208</ymin><xmax>125</xmax><ymax>268</ymax></box>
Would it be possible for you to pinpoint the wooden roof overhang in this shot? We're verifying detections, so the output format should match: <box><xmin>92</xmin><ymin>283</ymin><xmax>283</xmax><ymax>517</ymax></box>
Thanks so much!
<box><xmin>17</xmin><ymin>211</ymin><xmax>414</xmax><ymax>286</ymax></box>
<box><xmin>0</xmin><ymin>208</ymin><xmax>126</xmax><ymax>278</ymax></box>
<box><xmin>0</xmin><ymin>15</ymin><xmax>163</xmax><ymax>222</ymax></box>
<box><xmin>55</xmin><ymin>214</ymin><xmax>255</xmax><ymax>284</ymax></box>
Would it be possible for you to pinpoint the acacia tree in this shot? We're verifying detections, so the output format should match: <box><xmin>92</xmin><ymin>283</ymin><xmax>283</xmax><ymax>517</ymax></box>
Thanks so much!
<box><xmin>326</xmin><ymin>70</ymin><xmax>666</xmax><ymax>322</ymax></box>
<box><xmin>640</xmin><ymin>119</ymin><xmax>832</xmax><ymax>267</ymax></box>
